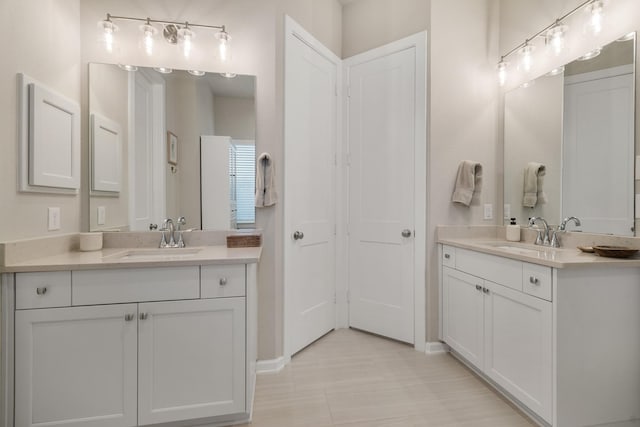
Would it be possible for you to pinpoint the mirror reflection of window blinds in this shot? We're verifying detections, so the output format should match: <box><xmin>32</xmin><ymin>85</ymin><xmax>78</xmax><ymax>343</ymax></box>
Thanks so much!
<box><xmin>233</xmin><ymin>143</ymin><xmax>256</xmax><ymax>224</ymax></box>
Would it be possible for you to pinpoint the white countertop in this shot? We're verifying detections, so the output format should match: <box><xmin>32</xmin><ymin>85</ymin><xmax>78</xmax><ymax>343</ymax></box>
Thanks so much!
<box><xmin>439</xmin><ymin>237</ymin><xmax>640</xmax><ymax>268</ymax></box>
<box><xmin>0</xmin><ymin>245</ymin><xmax>262</xmax><ymax>273</ymax></box>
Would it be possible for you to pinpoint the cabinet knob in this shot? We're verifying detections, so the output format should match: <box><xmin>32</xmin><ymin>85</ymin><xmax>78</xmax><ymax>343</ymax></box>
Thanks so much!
<box><xmin>529</xmin><ymin>276</ymin><xmax>540</xmax><ymax>285</ymax></box>
<box><xmin>444</xmin><ymin>254</ymin><xmax>451</xmax><ymax>259</ymax></box>
<box><xmin>293</xmin><ymin>231</ymin><xmax>304</xmax><ymax>240</ymax></box>
<box><xmin>125</xmin><ymin>314</ymin><xmax>135</xmax><ymax>322</ymax></box>
<box><xmin>483</xmin><ymin>287</ymin><xmax>490</xmax><ymax>294</ymax></box>
<box><xmin>219</xmin><ymin>277</ymin><xmax>228</xmax><ymax>286</ymax></box>
<box><xmin>36</xmin><ymin>287</ymin><xmax>47</xmax><ymax>295</ymax></box>
<box><xmin>475</xmin><ymin>284</ymin><xmax>482</xmax><ymax>291</ymax></box>
<box><xmin>139</xmin><ymin>313</ymin><xmax>148</xmax><ymax>320</ymax></box>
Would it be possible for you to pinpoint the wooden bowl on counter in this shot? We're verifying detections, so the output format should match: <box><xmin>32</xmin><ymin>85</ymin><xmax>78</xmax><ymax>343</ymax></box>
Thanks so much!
<box><xmin>592</xmin><ymin>245</ymin><xmax>639</xmax><ymax>259</ymax></box>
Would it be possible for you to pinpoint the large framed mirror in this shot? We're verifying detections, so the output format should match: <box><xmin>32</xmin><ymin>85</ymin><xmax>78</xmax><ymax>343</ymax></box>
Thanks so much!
<box><xmin>504</xmin><ymin>33</ymin><xmax>636</xmax><ymax>235</ymax></box>
<box><xmin>89</xmin><ymin>63</ymin><xmax>256</xmax><ymax>232</ymax></box>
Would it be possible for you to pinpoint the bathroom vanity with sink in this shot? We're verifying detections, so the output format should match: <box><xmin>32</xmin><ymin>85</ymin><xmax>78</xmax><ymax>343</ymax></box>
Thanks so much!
<box><xmin>0</xmin><ymin>234</ymin><xmax>261</xmax><ymax>427</ymax></box>
<box><xmin>438</xmin><ymin>232</ymin><xmax>640</xmax><ymax>427</ymax></box>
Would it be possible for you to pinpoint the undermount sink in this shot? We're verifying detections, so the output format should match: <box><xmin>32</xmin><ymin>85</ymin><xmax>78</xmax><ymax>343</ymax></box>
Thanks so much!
<box><xmin>491</xmin><ymin>245</ymin><xmax>546</xmax><ymax>256</ymax></box>
<box><xmin>480</xmin><ymin>241</ymin><xmax>553</xmax><ymax>256</ymax></box>
<box><xmin>113</xmin><ymin>248</ymin><xmax>203</xmax><ymax>261</ymax></box>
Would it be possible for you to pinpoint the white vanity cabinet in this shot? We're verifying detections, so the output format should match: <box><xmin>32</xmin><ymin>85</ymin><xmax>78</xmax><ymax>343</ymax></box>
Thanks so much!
<box><xmin>9</xmin><ymin>263</ymin><xmax>256</xmax><ymax>427</ymax></box>
<box><xmin>441</xmin><ymin>246</ymin><xmax>552</xmax><ymax>423</ymax></box>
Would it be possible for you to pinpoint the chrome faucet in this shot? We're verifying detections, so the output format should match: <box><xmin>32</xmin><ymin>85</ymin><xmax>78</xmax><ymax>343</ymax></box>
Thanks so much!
<box><xmin>160</xmin><ymin>218</ymin><xmax>176</xmax><ymax>248</ymax></box>
<box><xmin>528</xmin><ymin>217</ymin><xmax>550</xmax><ymax>246</ymax></box>
<box><xmin>550</xmin><ymin>216</ymin><xmax>582</xmax><ymax>248</ymax></box>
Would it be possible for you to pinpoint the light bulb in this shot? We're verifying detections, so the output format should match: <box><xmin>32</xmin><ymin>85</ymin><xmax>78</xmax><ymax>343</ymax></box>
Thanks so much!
<box><xmin>587</xmin><ymin>0</ymin><xmax>604</xmax><ymax>35</ymax></box>
<box><xmin>518</xmin><ymin>43</ymin><xmax>535</xmax><ymax>72</ymax></box>
<box><xmin>496</xmin><ymin>60</ymin><xmax>508</xmax><ymax>87</ymax></box>
<box><xmin>98</xmin><ymin>18</ymin><xmax>117</xmax><ymax>53</ymax></box>
<box><xmin>546</xmin><ymin>22</ymin><xmax>567</xmax><ymax>56</ymax></box>
<box><xmin>140</xmin><ymin>21</ymin><xmax>157</xmax><ymax>56</ymax></box>
<box><xmin>178</xmin><ymin>26</ymin><xmax>194</xmax><ymax>58</ymax></box>
<box><xmin>216</xmin><ymin>30</ymin><xmax>231</xmax><ymax>62</ymax></box>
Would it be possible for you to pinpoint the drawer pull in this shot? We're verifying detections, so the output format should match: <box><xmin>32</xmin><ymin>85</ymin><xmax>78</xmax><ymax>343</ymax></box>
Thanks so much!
<box><xmin>125</xmin><ymin>314</ymin><xmax>135</xmax><ymax>322</ymax></box>
<box><xmin>219</xmin><ymin>277</ymin><xmax>228</xmax><ymax>286</ymax></box>
<box><xmin>475</xmin><ymin>284</ymin><xmax>482</xmax><ymax>291</ymax></box>
<box><xmin>36</xmin><ymin>287</ymin><xmax>48</xmax><ymax>295</ymax></box>
<box><xmin>529</xmin><ymin>276</ymin><xmax>540</xmax><ymax>285</ymax></box>
<box><xmin>444</xmin><ymin>254</ymin><xmax>451</xmax><ymax>259</ymax></box>
<box><xmin>139</xmin><ymin>313</ymin><xmax>149</xmax><ymax>320</ymax></box>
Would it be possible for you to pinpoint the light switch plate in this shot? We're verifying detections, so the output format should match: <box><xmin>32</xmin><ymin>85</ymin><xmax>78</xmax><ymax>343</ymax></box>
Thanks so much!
<box><xmin>484</xmin><ymin>203</ymin><xmax>493</xmax><ymax>220</ymax></box>
<box><xmin>48</xmin><ymin>207</ymin><xmax>61</xmax><ymax>231</ymax></box>
<box><xmin>97</xmin><ymin>206</ymin><xmax>106</xmax><ymax>225</ymax></box>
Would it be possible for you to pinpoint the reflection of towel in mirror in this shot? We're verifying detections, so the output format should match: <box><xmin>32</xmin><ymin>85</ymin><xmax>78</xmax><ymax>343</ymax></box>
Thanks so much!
<box><xmin>523</xmin><ymin>162</ymin><xmax>547</xmax><ymax>208</ymax></box>
<box><xmin>255</xmin><ymin>152</ymin><xmax>277</xmax><ymax>208</ymax></box>
<box><xmin>451</xmin><ymin>160</ymin><xmax>483</xmax><ymax>206</ymax></box>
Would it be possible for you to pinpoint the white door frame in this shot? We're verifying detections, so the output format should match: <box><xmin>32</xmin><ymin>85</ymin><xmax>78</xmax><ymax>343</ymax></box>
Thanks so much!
<box><xmin>283</xmin><ymin>16</ymin><xmax>342</xmax><ymax>361</ymax></box>
<box><xmin>341</xmin><ymin>33</ymin><xmax>427</xmax><ymax>352</ymax></box>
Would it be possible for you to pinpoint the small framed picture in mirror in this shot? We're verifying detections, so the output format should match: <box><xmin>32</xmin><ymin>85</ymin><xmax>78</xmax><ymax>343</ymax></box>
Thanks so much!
<box><xmin>167</xmin><ymin>131</ymin><xmax>178</xmax><ymax>166</ymax></box>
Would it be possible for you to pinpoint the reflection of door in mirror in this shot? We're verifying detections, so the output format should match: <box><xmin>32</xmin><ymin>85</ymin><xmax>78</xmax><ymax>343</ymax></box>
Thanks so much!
<box><xmin>131</xmin><ymin>69</ymin><xmax>166</xmax><ymax>231</ymax></box>
<box><xmin>563</xmin><ymin>66</ymin><xmax>634</xmax><ymax>236</ymax></box>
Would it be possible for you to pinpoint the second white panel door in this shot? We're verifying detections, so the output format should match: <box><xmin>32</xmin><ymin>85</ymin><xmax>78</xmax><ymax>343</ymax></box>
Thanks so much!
<box><xmin>347</xmin><ymin>45</ymin><xmax>417</xmax><ymax>344</ymax></box>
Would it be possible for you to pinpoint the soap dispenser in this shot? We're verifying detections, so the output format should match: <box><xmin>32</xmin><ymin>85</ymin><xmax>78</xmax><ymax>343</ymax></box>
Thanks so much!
<box><xmin>506</xmin><ymin>218</ymin><xmax>520</xmax><ymax>242</ymax></box>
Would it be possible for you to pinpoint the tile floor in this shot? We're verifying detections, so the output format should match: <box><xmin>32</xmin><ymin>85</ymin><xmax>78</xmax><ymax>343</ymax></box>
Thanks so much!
<box><xmin>239</xmin><ymin>328</ymin><xmax>537</xmax><ymax>426</ymax></box>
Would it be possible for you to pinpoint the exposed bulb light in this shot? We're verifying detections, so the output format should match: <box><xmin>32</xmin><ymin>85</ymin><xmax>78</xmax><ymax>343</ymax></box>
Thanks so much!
<box><xmin>154</xmin><ymin>67</ymin><xmax>173</xmax><ymax>74</ymax></box>
<box><xmin>220</xmin><ymin>72</ymin><xmax>237</xmax><ymax>78</ymax></box>
<box><xmin>546</xmin><ymin>66</ymin><xmax>565</xmax><ymax>76</ymax></box>
<box><xmin>118</xmin><ymin>64</ymin><xmax>138</xmax><ymax>72</ymax></box>
<box><xmin>496</xmin><ymin>59</ymin><xmax>508</xmax><ymax>87</ymax></box>
<box><xmin>178</xmin><ymin>25</ymin><xmax>194</xmax><ymax>58</ymax></box>
<box><xmin>188</xmin><ymin>70</ymin><xmax>205</xmax><ymax>76</ymax></box>
<box><xmin>586</xmin><ymin>0</ymin><xmax>604</xmax><ymax>35</ymax></box>
<box><xmin>518</xmin><ymin>42</ymin><xmax>535</xmax><ymax>72</ymax></box>
<box><xmin>578</xmin><ymin>47</ymin><xmax>602</xmax><ymax>61</ymax></box>
<box><xmin>617</xmin><ymin>32</ymin><xmax>635</xmax><ymax>42</ymax></box>
<box><xmin>98</xmin><ymin>16</ymin><xmax>118</xmax><ymax>53</ymax></box>
<box><xmin>216</xmin><ymin>29</ymin><xmax>231</xmax><ymax>62</ymax></box>
<box><xmin>546</xmin><ymin>21</ymin><xmax>568</xmax><ymax>56</ymax></box>
<box><xmin>140</xmin><ymin>19</ymin><xmax>157</xmax><ymax>56</ymax></box>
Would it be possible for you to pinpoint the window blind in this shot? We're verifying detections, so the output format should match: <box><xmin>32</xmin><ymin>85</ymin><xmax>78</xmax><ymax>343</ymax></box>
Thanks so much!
<box><xmin>233</xmin><ymin>143</ymin><xmax>255</xmax><ymax>224</ymax></box>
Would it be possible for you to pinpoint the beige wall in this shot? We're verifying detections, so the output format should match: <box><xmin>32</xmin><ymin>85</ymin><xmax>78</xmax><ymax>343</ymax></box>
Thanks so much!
<box><xmin>88</xmin><ymin>63</ymin><xmax>130</xmax><ymax>231</ymax></box>
<box><xmin>0</xmin><ymin>0</ymin><xmax>82</xmax><ymax>242</ymax></box>
<box><xmin>214</xmin><ymin>97</ymin><xmax>256</xmax><ymax>140</ymax></box>
<box><xmin>342</xmin><ymin>0</ymin><xmax>430</xmax><ymax>58</ymax></box>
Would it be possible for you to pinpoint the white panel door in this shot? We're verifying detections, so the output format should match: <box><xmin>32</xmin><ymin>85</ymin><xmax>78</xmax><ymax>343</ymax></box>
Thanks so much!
<box><xmin>201</xmin><ymin>135</ymin><xmax>232</xmax><ymax>229</ymax></box>
<box><xmin>137</xmin><ymin>298</ymin><xmax>245</xmax><ymax>425</ymax></box>
<box><xmin>91</xmin><ymin>113</ymin><xmax>122</xmax><ymax>193</ymax></box>
<box><xmin>563</xmin><ymin>71</ymin><xmax>634</xmax><ymax>235</ymax></box>
<box><xmin>442</xmin><ymin>267</ymin><xmax>484</xmax><ymax>368</ymax></box>
<box><xmin>15</xmin><ymin>305</ymin><xmax>138</xmax><ymax>427</ymax></box>
<box><xmin>484</xmin><ymin>282</ymin><xmax>552</xmax><ymax>423</ymax></box>
<box><xmin>347</xmin><ymin>45</ymin><xmax>416</xmax><ymax>344</ymax></box>
<box><xmin>284</xmin><ymin>18</ymin><xmax>338</xmax><ymax>355</ymax></box>
<box><xmin>130</xmin><ymin>71</ymin><xmax>165</xmax><ymax>231</ymax></box>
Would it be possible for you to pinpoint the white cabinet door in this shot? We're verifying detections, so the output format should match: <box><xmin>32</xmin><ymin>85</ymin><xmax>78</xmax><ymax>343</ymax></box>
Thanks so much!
<box><xmin>15</xmin><ymin>304</ymin><xmax>138</xmax><ymax>427</ymax></box>
<box><xmin>484</xmin><ymin>282</ymin><xmax>552</xmax><ymax>423</ymax></box>
<box><xmin>137</xmin><ymin>298</ymin><xmax>246</xmax><ymax>425</ymax></box>
<box><xmin>442</xmin><ymin>267</ymin><xmax>485</xmax><ymax>369</ymax></box>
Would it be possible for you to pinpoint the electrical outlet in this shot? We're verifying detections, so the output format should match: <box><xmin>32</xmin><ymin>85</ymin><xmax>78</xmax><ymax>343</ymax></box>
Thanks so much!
<box><xmin>48</xmin><ymin>207</ymin><xmax>61</xmax><ymax>231</ymax></box>
<box><xmin>97</xmin><ymin>206</ymin><xmax>106</xmax><ymax>225</ymax></box>
<box><xmin>483</xmin><ymin>203</ymin><xmax>493</xmax><ymax>220</ymax></box>
<box><xmin>503</xmin><ymin>204</ymin><xmax>511</xmax><ymax>220</ymax></box>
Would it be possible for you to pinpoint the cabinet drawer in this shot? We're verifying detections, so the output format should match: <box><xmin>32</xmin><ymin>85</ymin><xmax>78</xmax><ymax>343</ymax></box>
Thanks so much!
<box><xmin>16</xmin><ymin>271</ymin><xmax>72</xmax><ymax>309</ymax></box>
<box><xmin>522</xmin><ymin>263</ymin><xmax>552</xmax><ymax>301</ymax></box>
<box><xmin>442</xmin><ymin>245</ymin><xmax>456</xmax><ymax>268</ymax></box>
<box><xmin>201</xmin><ymin>264</ymin><xmax>245</xmax><ymax>298</ymax></box>
<box><xmin>455</xmin><ymin>248</ymin><xmax>523</xmax><ymax>292</ymax></box>
<box><xmin>72</xmin><ymin>267</ymin><xmax>200</xmax><ymax>305</ymax></box>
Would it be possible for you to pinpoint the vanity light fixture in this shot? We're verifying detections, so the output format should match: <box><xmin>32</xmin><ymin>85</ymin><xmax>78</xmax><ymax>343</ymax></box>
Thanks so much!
<box><xmin>98</xmin><ymin>14</ymin><xmax>230</xmax><ymax>61</ymax></box>
<box><xmin>495</xmin><ymin>0</ymin><xmax>607</xmax><ymax>86</ymax></box>
<box><xmin>188</xmin><ymin>70</ymin><xmax>206</xmax><ymax>76</ymax></box>
<box><xmin>577</xmin><ymin>47</ymin><xmax>602</xmax><ymax>61</ymax></box>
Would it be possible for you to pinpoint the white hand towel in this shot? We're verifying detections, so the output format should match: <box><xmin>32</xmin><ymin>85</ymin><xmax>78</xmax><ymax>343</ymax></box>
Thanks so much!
<box><xmin>523</xmin><ymin>162</ymin><xmax>547</xmax><ymax>208</ymax></box>
<box><xmin>255</xmin><ymin>152</ymin><xmax>277</xmax><ymax>208</ymax></box>
<box><xmin>451</xmin><ymin>160</ymin><xmax>483</xmax><ymax>206</ymax></box>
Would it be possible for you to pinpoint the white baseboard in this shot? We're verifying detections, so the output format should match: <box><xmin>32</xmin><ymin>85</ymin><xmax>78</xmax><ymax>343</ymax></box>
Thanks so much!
<box><xmin>256</xmin><ymin>356</ymin><xmax>290</xmax><ymax>374</ymax></box>
<box><xmin>425</xmin><ymin>341</ymin><xmax>449</xmax><ymax>354</ymax></box>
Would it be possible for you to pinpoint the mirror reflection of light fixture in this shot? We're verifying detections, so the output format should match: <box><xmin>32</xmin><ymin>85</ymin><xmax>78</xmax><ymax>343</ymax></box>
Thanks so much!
<box><xmin>497</xmin><ymin>59</ymin><xmax>508</xmax><ymax>87</ymax></box>
<box><xmin>520</xmin><ymin>80</ymin><xmax>535</xmax><ymax>89</ymax></box>
<box><xmin>546</xmin><ymin>20</ymin><xmax>568</xmax><ymax>56</ymax></box>
<box><xmin>617</xmin><ymin>32</ymin><xmax>635</xmax><ymax>42</ymax></box>
<box><xmin>188</xmin><ymin>70</ymin><xmax>205</xmax><ymax>76</ymax></box>
<box><xmin>154</xmin><ymin>67</ymin><xmax>173</xmax><ymax>74</ymax></box>
<box><xmin>220</xmin><ymin>72</ymin><xmax>237</xmax><ymax>79</ymax></box>
<box><xmin>578</xmin><ymin>47</ymin><xmax>602</xmax><ymax>61</ymax></box>
<box><xmin>118</xmin><ymin>64</ymin><xmax>138</xmax><ymax>72</ymax></box>
<box><xmin>98</xmin><ymin>14</ymin><xmax>231</xmax><ymax>62</ymax></box>
<box><xmin>546</xmin><ymin>66</ymin><xmax>565</xmax><ymax>76</ymax></box>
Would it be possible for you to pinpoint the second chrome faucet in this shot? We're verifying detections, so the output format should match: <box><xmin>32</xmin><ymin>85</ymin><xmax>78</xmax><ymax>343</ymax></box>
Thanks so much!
<box><xmin>159</xmin><ymin>216</ymin><xmax>187</xmax><ymax>248</ymax></box>
<box><xmin>528</xmin><ymin>216</ymin><xmax>581</xmax><ymax>248</ymax></box>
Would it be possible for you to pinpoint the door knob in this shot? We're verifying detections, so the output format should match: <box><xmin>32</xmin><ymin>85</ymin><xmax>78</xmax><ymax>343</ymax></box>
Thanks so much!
<box><xmin>149</xmin><ymin>223</ymin><xmax>158</xmax><ymax>230</ymax></box>
<box><xmin>293</xmin><ymin>231</ymin><xmax>304</xmax><ymax>240</ymax></box>
<box><xmin>401</xmin><ymin>229</ymin><xmax>412</xmax><ymax>238</ymax></box>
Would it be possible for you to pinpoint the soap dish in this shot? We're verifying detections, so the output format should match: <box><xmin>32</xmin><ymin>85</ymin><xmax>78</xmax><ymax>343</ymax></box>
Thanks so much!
<box><xmin>592</xmin><ymin>245</ymin><xmax>638</xmax><ymax>258</ymax></box>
